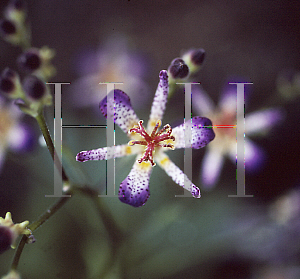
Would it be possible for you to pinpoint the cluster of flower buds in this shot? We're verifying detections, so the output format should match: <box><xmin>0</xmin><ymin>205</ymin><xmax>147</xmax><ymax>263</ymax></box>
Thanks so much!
<box><xmin>181</xmin><ymin>48</ymin><xmax>206</xmax><ymax>74</ymax></box>
<box><xmin>0</xmin><ymin>1</ymin><xmax>55</xmax><ymax>117</ymax></box>
<box><xmin>0</xmin><ymin>0</ymin><xmax>30</xmax><ymax>48</ymax></box>
<box><xmin>17</xmin><ymin>46</ymin><xmax>56</xmax><ymax>80</ymax></box>
<box><xmin>167</xmin><ymin>48</ymin><xmax>206</xmax><ymax>98</ymax></box>
<box><xmin>0</xmin><ymin>212</ymin><xmax>31</xmax><ymax>254</ymax></box>
<box><xmin>0</xmin><ymin>67</ymin><xmax>52</xmax><ymax>117</ymax></box>
<box><xmin>168</xmin><ymin>48</ymin><xmax>206</xmax><ymax>81</ymax></box>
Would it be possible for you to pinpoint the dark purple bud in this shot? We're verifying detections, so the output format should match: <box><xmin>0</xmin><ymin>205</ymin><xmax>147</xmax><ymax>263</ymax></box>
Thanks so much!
<box><xmin>18</xmin><ymin>50</ymin><xmax>41</xmax><ymax>72</ymax></box>
<box><xmin>0</xmin><ymin>68</ymin><xmax>17</xmax><ymax>94</ymax></box>
<box><xmin>0</xmin><ymin>19</ymin><xmax>16</xmax><ymax>35</ymax></box>
<box><xmin>168</xmin><ymin>58</ymin><xmax>189</xmax><ymax>79</ymax></box>
<box><xmin>0</xmin><ymin>226</ymin><xmax>12</xmax><ymax>254</ymax></box>
<box><xmin>9</xmin><ymin>0</ymin><xmax>26</xmax><ymax>10</ymax></box>
<box><xmin>191</xmin><ymin>49</ymin><xmax>205</xmax><ymax>65</ymax></box>
<box><xmin>23</xmin><ymin>75</ymin><xmax>46</xmax><ymax>100</ymax></box>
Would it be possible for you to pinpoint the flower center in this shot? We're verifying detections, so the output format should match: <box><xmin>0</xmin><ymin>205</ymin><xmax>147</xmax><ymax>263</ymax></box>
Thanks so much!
<box><xmin>128</xmin><ymin>119</ymin><xmax>175</xmax><ymax>166</ymax></box>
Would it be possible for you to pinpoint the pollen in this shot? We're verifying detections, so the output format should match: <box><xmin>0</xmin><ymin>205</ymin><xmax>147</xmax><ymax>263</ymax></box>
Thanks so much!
<box><xmin>137</xmin><ymin>161</ymin><xmax>152</xmax><ymax>170</ymax></box>
<box><xmin>160</xmin><ymin>157</ymin><xmax>170</xmax><ymax>166</ymax></box>
<box><xmin>128</xmin><ymin>119</ymin><xmax>175</xmax><ymax>166</ymax></box>
<box><xmin>125</xmin><ymin>146</ymin><xmax>132</xmax><ymax>154</ymax></box>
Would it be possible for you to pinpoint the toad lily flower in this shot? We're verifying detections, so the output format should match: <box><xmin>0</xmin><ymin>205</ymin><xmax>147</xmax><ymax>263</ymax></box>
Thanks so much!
<box><xmin>193</xmin><ymin>84</ymin><xmax>284</xmax><ymax>189</ymax></box>
<box><xmin>76</xmin><ymin>70</ymin><xmax>215</xmax><ymax>207</ymax></box>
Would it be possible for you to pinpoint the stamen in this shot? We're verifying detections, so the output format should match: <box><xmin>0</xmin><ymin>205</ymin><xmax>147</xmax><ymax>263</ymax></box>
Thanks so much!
<box><xmin>128</xmin><ymin>119</ymin><xmax>175</xmax><ymax>167</ymax></box>
<box><xmin>128</xmin><ymin>140</ymin><xmax>147</xmax><ymax>146</ymax></box>
<box><xmin>150</xmin><ymin>119</ymin><xmax>162</xmax><ymax>137</ymax></box>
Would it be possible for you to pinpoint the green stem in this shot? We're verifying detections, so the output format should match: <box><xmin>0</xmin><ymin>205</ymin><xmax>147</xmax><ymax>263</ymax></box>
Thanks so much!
<box><xmin>10</xmin><ymin>235</ymin><xmax>27</xmax><ymax>271</ymax></box>
<box><xmin>10</xmin><ymin>112</ymin><xmax>122</xmax><ymax>274</ymax></box>
<box><xmin>28</xmin><ymin>189</ymin><xmax>73</xmax><ymax>232</ymax></box>
<box><xmin>10</xmin><ymin>189</ymin><xmax>72</xmax><ymax>271</ymax></box>
<box><xmin>35</xmin><ymin>112</ymin><xmax>68</xmax><ymax>181</ymax></box>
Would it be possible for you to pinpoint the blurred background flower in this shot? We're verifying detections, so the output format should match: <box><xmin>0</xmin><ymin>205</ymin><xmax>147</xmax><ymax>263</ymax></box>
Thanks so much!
<box><xmin>68</xmin><ymin>33</ymin><xmax>151</xmax><ymax>112</ymax></box>
<box><xmin>0</xmin><ymin>96</ymin><xmax>35</xmax><ymax>171</ymax></box>
<box><xmin>193</xmin><ymin>83</ymin><xmax>284</xmax><ymax>189</ymax></box>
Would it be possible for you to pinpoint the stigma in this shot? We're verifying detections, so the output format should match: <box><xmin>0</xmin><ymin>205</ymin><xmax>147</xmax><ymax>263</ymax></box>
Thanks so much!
<box><xmin>128</xmin><ymin>120</ymin><xmax>175</xmax><ymax>166</ymax></box>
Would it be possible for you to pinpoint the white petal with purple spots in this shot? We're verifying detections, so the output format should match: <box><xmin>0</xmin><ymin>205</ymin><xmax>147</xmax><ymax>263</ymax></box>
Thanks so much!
<box><xmin>171</xmin><ymin>117</ymin><xmax>215</xmax><ymax>149</ymax></box>
<box><xmin>147</xmin><ymin>70</ymin><xmax>169</xmax><ymax>130</ymax></box>
<box><xmin>119</xmin><ymin>158</ymin><xmax>152</xmax><ymax>207</ymax></box>
<box><xmin>76</xmin><ymin>144</ymin><xmax>142</xmax><ymax>162</ymax></box>
<box><xmin>99</xmin><ymin>89</ymin><xmax>140</xmax><ymax>134</ymax></box>
<box><xmin>156</xmin><ymin>152</ymin><xmax>201</xmax><ymax>198</ymax></box>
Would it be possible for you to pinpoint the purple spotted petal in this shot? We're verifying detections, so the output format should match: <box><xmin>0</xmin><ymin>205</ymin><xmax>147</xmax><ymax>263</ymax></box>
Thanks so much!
<box><xmin>156</xmin><ymin>152</ymin><xmax>201</xmax><ymax>198</ymax></box>
<box><xmin>147</xmin><ymin>70</ymin><xmax>169</xmax><ymax>130</ymax></box>
<box><xmin>172</xmin><ymin>117</ymin><xmax>215</xmax><ymax>149</ymax></box>
<box><xmin>99</xmin><ymin>89</ymin><xmax>140</xmax><ymax>134</ymax></box>
<box><xmin>119</xmin><ymin>159</ymin><xmax>152</xmax><ymax>207</ymax></box>
<box><xmin>76</xmin><ymin>144</ymin><xmax>140</xmax><ymax>162</ymax></box>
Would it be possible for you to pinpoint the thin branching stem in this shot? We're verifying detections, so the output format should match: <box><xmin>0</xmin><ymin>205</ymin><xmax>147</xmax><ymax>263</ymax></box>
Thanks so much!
<box><xmin>10</xmin><ymin>235</ymin><xmax>27</xmax><ymax>271</ymax></box>
<box><xmin>35</xmin><ymin>112</ymin><xmax>68</xmax><ymax>181</ymax></box>
<box><xmin>28</xmin><ymin>190</ymin><xmax>73</xmax><ymax>232</ymax></box>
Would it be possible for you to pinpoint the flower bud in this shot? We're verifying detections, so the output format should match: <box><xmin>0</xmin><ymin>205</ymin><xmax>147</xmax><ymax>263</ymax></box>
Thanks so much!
<box><xmin>5</xmin><ymin>0</ymin><xmax>27</xmax><ymax>24</ymax></box>
<box><xmin>1</xmin><ymin>270</ymin><xmax>21</xmax><ymax>279</ymax></box>
<box><xmin>0</xmin><ymin>18</ymin><xmax>28</xmax><ymax>46</ymax></box>
<box><xmin>22</xmin><ymin>75</ymin><xmax>46</xmax><ymax>100</ymax></box>
<box><xmin>182</xmin><ymin>48</ymin><xmax>206</xmax><ymax>74</ymax></box>
<box><xmin>9</xmin><ymin>0</ymin><xmax>26</xmax><ymax>10</ymax></box>
<box><xmin>0</xmin><ymin>226</ymin><xmax>12</xmax><ymax>254</ymax></box>
<box><xmin>0</xmin><ymin>212</ymin><xmax>30</xmax><ymax>253</ymax></box>
<box><xmin>0</xmin><ymin>19</ymin><xmax>16</xmax><ymax>36</ymax></box>
<box><xmin>18</xmin><ymin>49</ymin><xmax>41</xmax><ymax>72</ymax></box>
<box><xmin>1</xmin><ymin>0</ymin><xmax>29</xmax><ymax>47</ymax></box>
<box><xmin>190</xmin><ymin>48</ymin><xmax>205</xmax><ymax>66</ymax></box>
<box><xmin>17</xmin><ymin>47</ymin><xmax>56</xmax><ymax>80</ymax></box>
<box><xmin>20</xmin><ymin>75</ymin><xmax>52</xmax><ymax>116</ymax></box>
<box><xmin>0</xmin><ymin>68</ymin><xmax>24</xmax><ymax>99</ymax></box>
<box><xmin>168</xmin><ymin>58</ymin><xmax>189</xmax><ymax>79</ymax></box>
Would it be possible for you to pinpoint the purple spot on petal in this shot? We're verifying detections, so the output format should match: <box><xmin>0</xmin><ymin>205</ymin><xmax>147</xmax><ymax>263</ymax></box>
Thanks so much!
<box><xmin>99</xmin><ymin>89</ymin><xmax>132</xmax><ymax>119</ymax></box>
<box><xmin>118</xmin><ymin>177</ymin><xmax>150</xmax><ymax>207</ymax></box>
<box><xmin>191</xmin><ymin>117</ymin><xmax>215</xmax><ymax>149</ymax></box>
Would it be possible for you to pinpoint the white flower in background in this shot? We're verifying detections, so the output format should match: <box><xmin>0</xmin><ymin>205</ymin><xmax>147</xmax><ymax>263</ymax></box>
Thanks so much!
<box><xmin>0</xmin><ymin>96</ymin><xmax>34</xmax><ymax>171</ymax></box>
<box><xmin>193</xmin><ymin>84</ymin><xmax>284</xmax><ymax>189</ymax></box>
<box><xmin>70</xmin><ymin>34</ymin><xmax>150</xmax><ymax>110</ymax></box>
